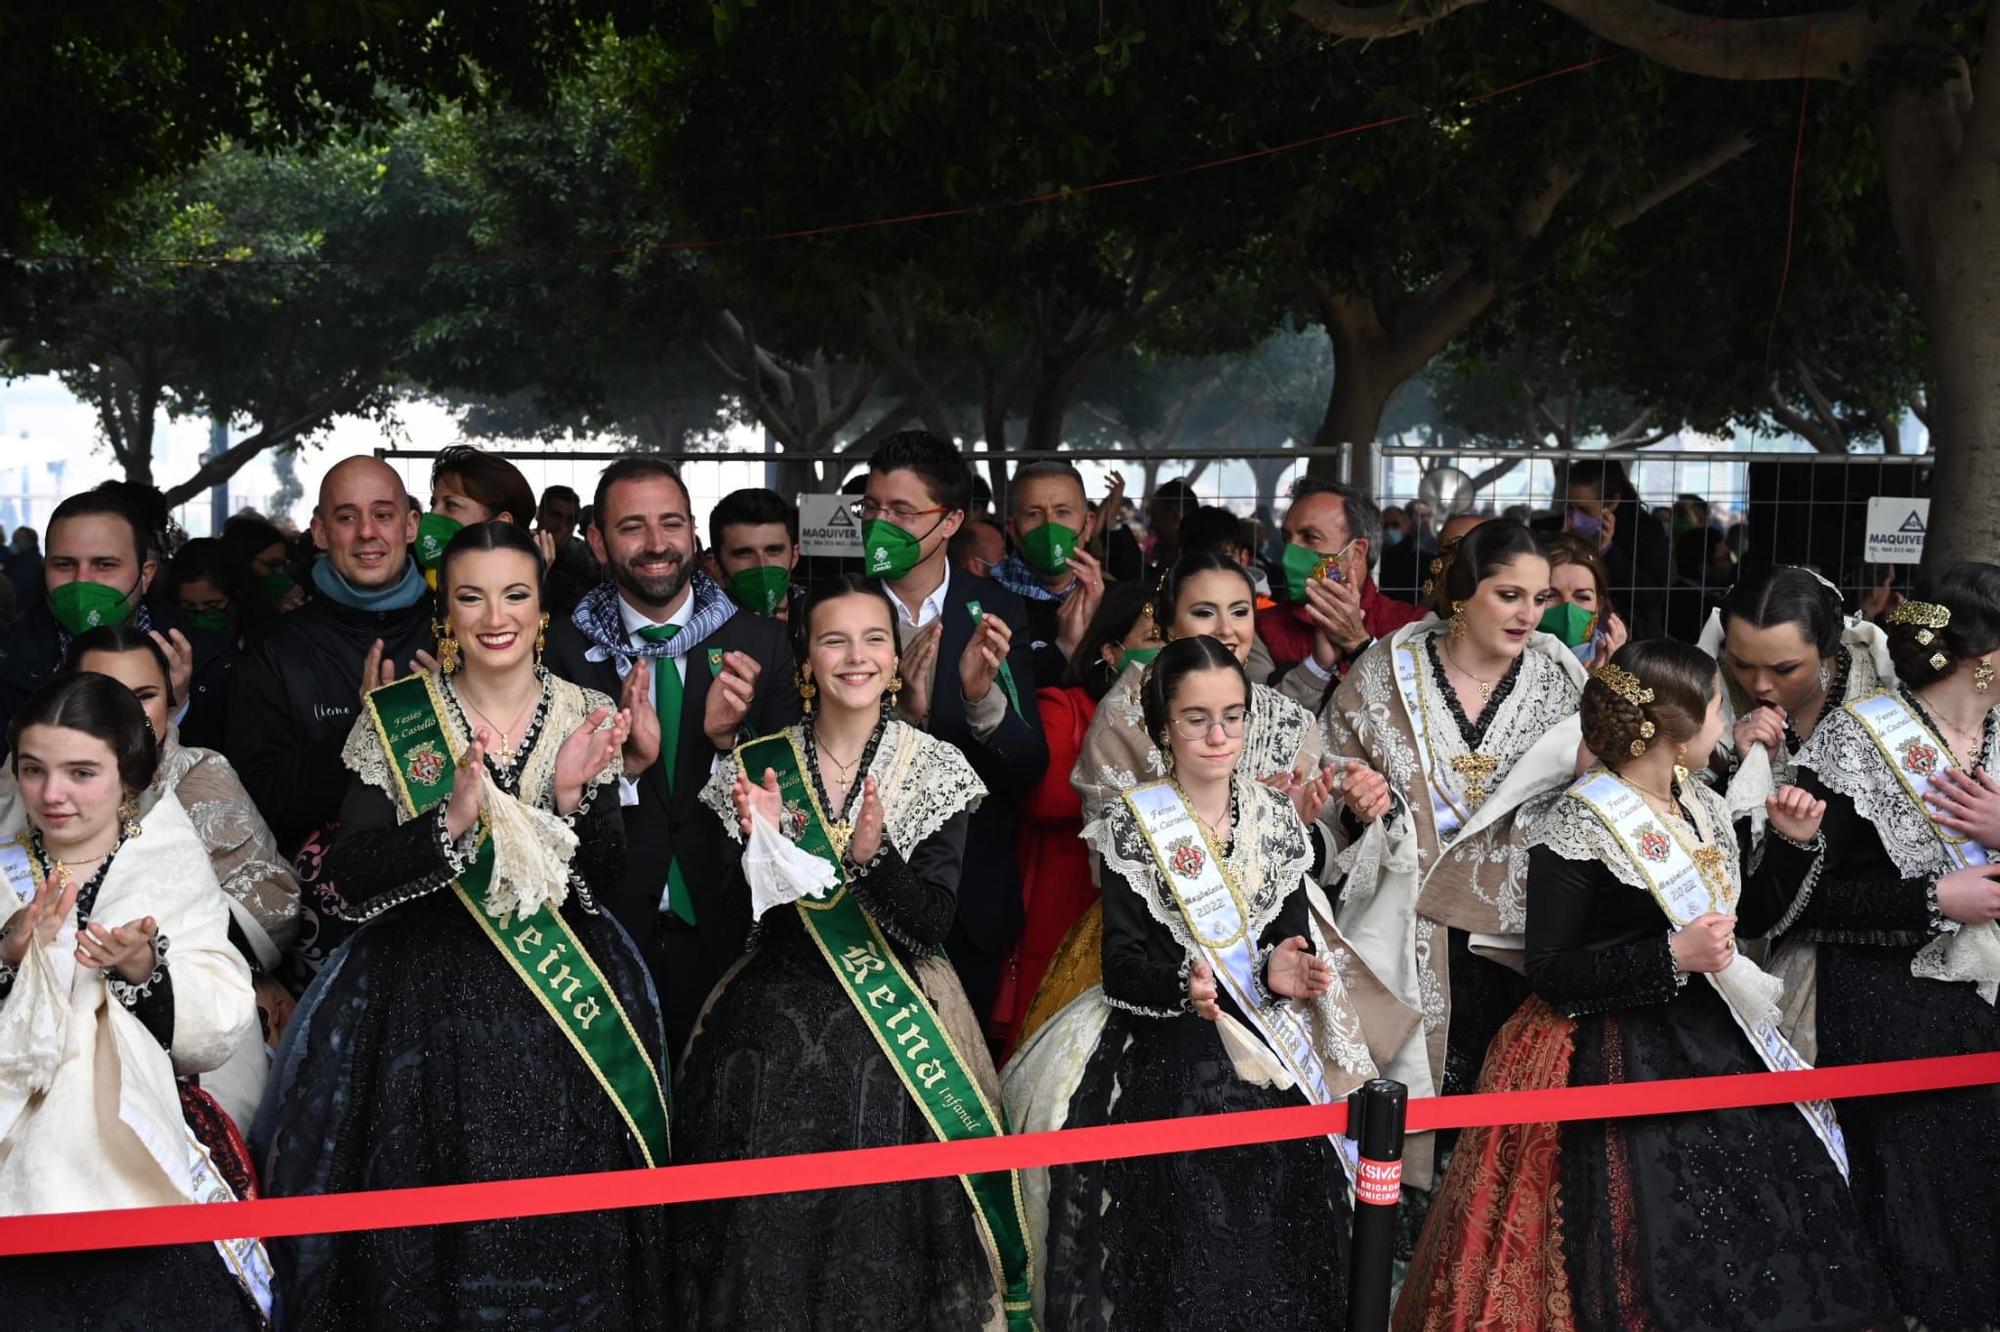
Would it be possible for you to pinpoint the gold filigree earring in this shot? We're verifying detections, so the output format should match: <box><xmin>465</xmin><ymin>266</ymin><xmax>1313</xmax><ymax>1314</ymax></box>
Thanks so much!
<box><xmin>533</xmin><ymin>613</ymin><xmax>549</xmax><ymax>663</ymax></box>
<box><xmin>119</xmin><ymin>797</ymin><xmax>142</xmax><ymax>840</ymax></box>
<box><xmin>795</xmin><ymin>665</ymin><xmax>816</xmax><ymax>716</ymax></box>
<box><xmin>1450</xmin><ymin>601</ymin><xmax>1468</xmax><ymax>638</ymax></box>
<box><xmin>1158</xmin><ymin>730</ymin><xmax>1176</xmax><ymax>775</ymax></box>
<box><xmin>1674</xmin><ymin>743</ymin><xmax>1690</xmax><ymax>789</ymax></box>
<box><xmin>1976</xmin><ymin>657</ymin><xmax>1995</xmax><ymax>695</ymax></box>
<box><xmin>433</xmin><ymin>619</ymin><xmax>460</xmax><ymax>674</ymax></box>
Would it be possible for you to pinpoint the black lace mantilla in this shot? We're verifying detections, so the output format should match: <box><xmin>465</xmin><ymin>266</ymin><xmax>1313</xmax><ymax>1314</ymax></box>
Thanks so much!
<box><xmin>1424</xmin><ymin>632</ymin><xmax>1525</xmax><ymax>752</ymax></box>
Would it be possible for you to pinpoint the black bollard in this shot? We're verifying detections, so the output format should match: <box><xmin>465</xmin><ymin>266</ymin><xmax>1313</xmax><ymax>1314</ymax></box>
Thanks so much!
<box><xmin>1344</xmin><ymin>1077</ymin><xmax>1407</xmax><ymax>1332</ymax></box>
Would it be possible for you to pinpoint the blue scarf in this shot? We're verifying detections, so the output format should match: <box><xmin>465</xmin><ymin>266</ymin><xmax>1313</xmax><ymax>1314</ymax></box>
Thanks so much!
<box><xmin>990</xmin><ymin>553</ymin><xmax>1073</xmax><ymax>604</ymax></box>
<box><xmin>311</xmin><ymin>555</ymin><xmax>428</xmax><ymax>613</ymax></box>
<box><xmin>573</xmin><ymin>573</ymin><xmax>738</xmax><ymax>677</ymax></box>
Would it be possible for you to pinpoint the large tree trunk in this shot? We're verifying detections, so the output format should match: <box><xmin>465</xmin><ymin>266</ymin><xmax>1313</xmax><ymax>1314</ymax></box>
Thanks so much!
<box><xmin>1917</xmin><ymin>179</ymin><xmax>2000</xmax><ymax>569</ymax></box>
<box><xmin>1308</xmin><ymin>317</ymin><xmax>1397</xmax><ymax>489</ymax></box>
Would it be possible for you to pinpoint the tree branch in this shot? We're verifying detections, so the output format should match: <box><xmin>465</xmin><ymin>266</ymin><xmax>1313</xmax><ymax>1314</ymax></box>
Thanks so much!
<box><xmin>1603</xmin><ymin>128</ymin><xmax>1760</xmax><ymax>229</ymax></box>
<box><xmin>1290</xmin><ymin>0</ymin><xmax>1494</xmax><ymax>40</ymax></box>
<box><xmin>1538</xmin><ymin>0</ymin><xmax>1894</xmax><ymax>83</ymax></box>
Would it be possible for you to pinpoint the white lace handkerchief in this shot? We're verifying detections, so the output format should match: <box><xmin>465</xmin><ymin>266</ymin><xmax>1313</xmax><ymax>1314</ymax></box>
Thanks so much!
<box><xmin>742</xmin><ymin>808</ymin><xmax>841</xmax><ymax>922</ymax></box>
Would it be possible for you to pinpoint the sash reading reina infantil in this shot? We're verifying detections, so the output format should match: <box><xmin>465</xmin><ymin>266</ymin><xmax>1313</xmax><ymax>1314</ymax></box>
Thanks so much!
<box><xmin>364</xmin><ymin>673</ymin><xmax>671</xmax><ymax>1166</ymax></box>
<box><xmin>1568</xmin><ymin>772</ymin><xmax>1848</xmax><ymax>1175</ymax></box>
<box><xmin>1122</xmin><ymin>781</ymin><xmax>1360</xmax><ymax>1181</ymax></box>
<box><xmin>733</xmin><ymin>732</ymin><xmax>1037</xmax><ymax>1331</ymax></box>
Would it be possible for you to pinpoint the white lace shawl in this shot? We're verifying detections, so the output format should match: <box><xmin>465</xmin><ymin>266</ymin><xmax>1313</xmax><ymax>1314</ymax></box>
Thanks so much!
<box><xmin>1081</xmin><ymin>776</ymin><xmax>1375</xmax><ymax>1080</ymax></box>
<box><xmin>1070</xmin><ymin>667</ymin><xmax>1320</xmax><ymax>820</ymax></box>
<box><xmin>1794</xmin><ymin>697</ymin><xmax>1996</xmax><ymax>884</ymax></box>
<box><xmin>699</xmin><ymin>719</ymin><xmax>988</xmax><ymax>857</ymax></box>
<box><xmin>1326</xmin><ymin>621</ymin><xmax>1584</xmax><ymax>934</ymax></box>
<box><xmin>342</xmin><ymin>671</ymin><xmax>619</xmax><ymax>817</ymax></box>
<box><xmin>1795</xmin><ymin>698</ymin><xmax>2000</xmax><ymax>998</ymax></box>
<box><xmin>1534</xmin><ymin>774</ymin><xmax>1743</xmax><ymax>909</ymax></box>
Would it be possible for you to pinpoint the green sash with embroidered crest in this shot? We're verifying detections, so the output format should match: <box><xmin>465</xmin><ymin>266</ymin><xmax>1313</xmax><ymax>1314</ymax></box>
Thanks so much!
<box><xmin>364</xmin><ymin>673</ymin><xmax>671</xmax><ymax>1166</ymax></box>
<box><xmin>734</xmin><ymin>731</ymin><xmax>1036</xmax><ymax>1330</ymax></box>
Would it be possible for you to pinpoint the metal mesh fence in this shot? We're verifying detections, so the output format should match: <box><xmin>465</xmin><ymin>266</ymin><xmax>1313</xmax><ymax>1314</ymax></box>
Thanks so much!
<box><xmin>378</xmin><ymin>444</ymin><xmax>1931</xmax><ymax>637</ymax></box>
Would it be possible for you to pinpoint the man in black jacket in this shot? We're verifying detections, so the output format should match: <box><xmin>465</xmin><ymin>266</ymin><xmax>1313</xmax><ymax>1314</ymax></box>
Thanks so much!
<box><xmin>541</xmin><ymin>457</ymin><xmax>799</xmax><ymax>1058</ymax></box>
<box><xmin>859</xmin><ymin>432</ymin><xmax>1049</xmax><ymax>1031</ymax></box>
<box><xmin>1560</xmin><ymin>459</ymin><xmax>1671</xmax><ymax>640</ymax></box>
<box><xmin>0</xmin><ymin>487</ymin><xmax>225</xmax><ymax>756</ymax></box>
<box><xmin>227</xmin><ymin>457</ymin><xmax>435</xmax><ymax>852</ymax></box>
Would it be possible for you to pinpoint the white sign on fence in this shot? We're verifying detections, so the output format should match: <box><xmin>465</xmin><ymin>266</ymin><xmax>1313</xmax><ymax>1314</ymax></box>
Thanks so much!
<box><xmin>1864</xmin><ymin>497</ymin><xmax>1930</xmax><ymax>564</ymax></box>
<box><xmin>798</xmin><ymin>494</ymin><xmax>863</xmax><ymax>558</ymax></box>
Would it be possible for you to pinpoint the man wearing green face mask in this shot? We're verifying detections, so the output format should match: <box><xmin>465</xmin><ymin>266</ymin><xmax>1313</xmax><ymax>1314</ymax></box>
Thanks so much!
<box><xmin>708</xmin><ymin>487</ymin><xmax>802</xmax><ymax>620</ymax></box>
<box><xmin>1262</xmin><ymin>479</ymin><xmax>1426</xmax><ymax>703</ymax></box>
<box><xmin>0</xmin><ymin>487</ymin><xmax>228</xmax><ymax>758</ymax></box>
<box><xmin>988</xmin><ymin>460</ymin><xmax>1111</xmax><ymax>690</ymax></box>
<box><xmin>862</xmin><ymin>431</ymin><xmax>1050</xmax><ymax>1030</ymax></box>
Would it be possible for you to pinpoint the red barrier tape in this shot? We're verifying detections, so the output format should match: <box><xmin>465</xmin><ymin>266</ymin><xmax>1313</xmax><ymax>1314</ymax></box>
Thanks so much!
<box><xmin>3</xmin><ymin>1050</ymin><xmax>1995</xmax><ymax>1257</ymax></box>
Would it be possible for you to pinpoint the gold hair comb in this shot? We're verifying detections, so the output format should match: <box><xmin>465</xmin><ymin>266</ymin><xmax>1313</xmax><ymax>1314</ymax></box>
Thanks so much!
<box><xmin>1889</xmin><ymin>600</ymin><xmax>1951</xmax><ymax>631</ymax></box>
<box><xmin>1596</xmin><ymin>664</ymin><xmax>1655</xmax><ymax>708</ymax></box>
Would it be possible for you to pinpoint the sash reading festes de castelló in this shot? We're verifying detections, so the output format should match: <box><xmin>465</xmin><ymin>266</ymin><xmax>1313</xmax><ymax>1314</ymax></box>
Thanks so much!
<box><xmin>1122</xmin><ymin>781</ymin><xmax>1359</xmax><ymax>1181</ymax></box>
<box><xmin>733</xmin><ymin>731</ymin><xmax>1036</xmax><ymax>1331</ymax></box>
<box><xmin>1394</xmin><ymin>637</ymin><xmax>1482</xmax><ymax>842</ymax></box>
<box><xmin>1847</xmin><ymin>692</ymin><xmax>1990</xmax><ymax>874</ymax></box>
<box><xmin>365</xmin><ymin>673</ymin><xmax>670</xmax><ymax>1166</ymax></box>
<box><xmin>1569</xmin><ymin>772</ymin><xmax>1848</xmax><ymax>1175</ymax></box>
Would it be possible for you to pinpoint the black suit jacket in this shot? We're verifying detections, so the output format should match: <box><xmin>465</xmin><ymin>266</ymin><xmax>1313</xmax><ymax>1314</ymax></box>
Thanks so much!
<box><xmin>542</xmin><ymin>600</ymin><xmax>800</xmax><ymax>970</ymax></box>
<box><xmin>900</xmin><ymin>572</ymin><xmax>1050</xmax><ymax>956</ymax></box>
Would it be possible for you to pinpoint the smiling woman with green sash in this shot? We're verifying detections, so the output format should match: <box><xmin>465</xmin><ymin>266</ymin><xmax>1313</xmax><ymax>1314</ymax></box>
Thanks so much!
<box><xmin>257</xmin><ymin>521</ymin><xmax>672</xmax><ymax>1329</ymax></box>
<box><xmin>680</xmin><ymin>573</ymin><xmax>1032</xmax><ymax>1331</ymax></box>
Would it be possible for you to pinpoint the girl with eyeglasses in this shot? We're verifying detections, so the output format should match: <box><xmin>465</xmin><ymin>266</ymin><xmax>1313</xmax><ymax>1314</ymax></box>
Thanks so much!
<box><xmin>1005</xmin><ymin>634</ymin><xmax>1376</xmax><ymax>1330</ymax></box>
<box><xmin>1014</xmin><ymin>550</ymin><xmax>1388</xmax><ymax>1047</ymax></box>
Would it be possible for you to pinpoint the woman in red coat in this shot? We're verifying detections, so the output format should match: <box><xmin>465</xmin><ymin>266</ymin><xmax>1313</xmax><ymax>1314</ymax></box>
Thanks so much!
<box><xmin>992</xmin><ymin>582</ymin><xmax>1154</xmax><ymax>1052</ymax></box>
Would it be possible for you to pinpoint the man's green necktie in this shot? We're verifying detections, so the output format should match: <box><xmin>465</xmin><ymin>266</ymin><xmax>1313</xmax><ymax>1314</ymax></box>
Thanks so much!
<box><xmin>636</xmin><ymin>623</ymin><xmax>696</xmax><ymax>925</ymax></box>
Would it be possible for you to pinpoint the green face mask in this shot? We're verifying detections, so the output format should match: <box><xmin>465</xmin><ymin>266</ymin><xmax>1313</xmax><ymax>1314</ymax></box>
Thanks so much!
<box><xmin>1538</xmin><ymin>600</ymin><xmax>1596</xmax><ymax>648</ymax></box>
<box><xmin>49</xmin><ymin>579</ymin><xmax>138</xmax><ymax>636</ymax></box>
<box><xmin>730</xmin><ymin>564</ymin><xmax>791</xmax><ymax>616</ymax></box>
<box><xmin>1281</xmin><ymin>541</ymin><xmax>1345</xmax><ymax>603</ymax></box>
<box><xmin>414</xmin><ymin>512</ymin><xmax>464</xmax><ymax>573</ymax></box>
<box><xmin>258</xmin><ymin>569</ymin><xmax>294</xmax><ymax>602</ymax></box>
<box><xmin>185</xmin><ymin>607</ymin><xmax>232</xmax><ymax>634</ymax></box>
<box><xmin>1019</xmin><ymin>521</ymin><xmax>1079</xmax><ymax>577</ymax></box>
<box><xmin>1119</xmin><ymin>645</ymin><xmax>1161</xmax><ymax>672</ymax></box>
<box><xmin>862</xmin><ymin>518</ymin><xmax>925</xmax><ymax>580</ymax></box>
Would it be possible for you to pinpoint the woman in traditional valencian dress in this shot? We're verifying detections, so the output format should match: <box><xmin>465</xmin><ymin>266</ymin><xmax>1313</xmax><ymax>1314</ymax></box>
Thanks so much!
<box><xmin>57</xmin><ymin>623</ymin><xmax>301</xmax><ymax>1133</ymax></box>
<box><xmin>1397</xmin><ymin>640</ymin><xmax>1893</xmax><ymax>1331</ymax></box>
<box><xmin>1018</xmin><ymin>551</ymin><xmax>1337</xmax><ymax>1043</ymax></box>
<box><xmin>0</xmin><ymin>672</ymin><xmax>267</xmax><ymax>1329</ymax></box>
<box><xmin>1322</xmin><ymin>519</ymin><xmax>1586</xmax><ymax>1186</ymax></box>
<box><xmin>1784</xmin><ymin>562</ymin><xmax>2000</xmax><ymax>1326</ymax></box>
<box><xmin>678</xmin><ymin>573</ymin><xmax>1033</xmax><ymax>1330</ymax></box>
<box><xmin>258</xmin><ymin>521</ymin><xmax>671</xmax><ymax>1329</ymax></box>
<box><xmin>1700</xmin><ymin>564</ymin><xmax>1894</xmax><ymax>805</ymax></box>
<box><xmin>1012</xmin><ymin>634</ymin><xmax>1380</xmax><ymax>1330</ymax></box>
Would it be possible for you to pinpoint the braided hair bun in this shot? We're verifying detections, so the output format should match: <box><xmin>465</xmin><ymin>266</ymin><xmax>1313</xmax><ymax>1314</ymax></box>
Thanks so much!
<box><xmin>1580</xmin><ymin>640</ymin><xmax>1718</xmax><ymax>767</ymax></box>
<box><xmin>1883</xmin><ymin>562</ymin><xmax>2000</xmax><ymax>688</ymax></box>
